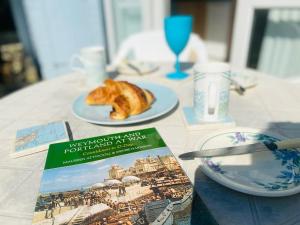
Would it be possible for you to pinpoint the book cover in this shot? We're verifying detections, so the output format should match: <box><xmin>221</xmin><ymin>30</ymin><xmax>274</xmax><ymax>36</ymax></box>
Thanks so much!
<box><xmin>12</xmin><ymin>121</ymin><xmax>70</xmax><ymax>158</ymax></box>
<box><xmin>32</xmin><ymin>128</ymin><xmax>196</xmax><ymax>225</ymax></box>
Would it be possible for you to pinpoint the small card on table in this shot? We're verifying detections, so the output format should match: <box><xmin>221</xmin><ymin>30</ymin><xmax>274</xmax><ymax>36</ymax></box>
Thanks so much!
<box><xmin>11</xmin><ymin>121</ymin><xmax>70</xmax><ymax>158</ymax></box>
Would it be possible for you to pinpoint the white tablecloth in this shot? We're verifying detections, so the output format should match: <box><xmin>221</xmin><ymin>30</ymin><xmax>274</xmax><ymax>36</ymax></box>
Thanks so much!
<box><xmin>1</xmin><ymin>64</ymin><xmax>300</xmax><ymax>225</ymax></box>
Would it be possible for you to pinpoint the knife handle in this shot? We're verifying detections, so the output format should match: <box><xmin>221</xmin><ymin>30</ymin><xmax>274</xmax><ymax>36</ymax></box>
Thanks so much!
<box><xmin>275</xmin><ymin>138</ymin><xmax>300</xmax><ymax>149</ymax></box>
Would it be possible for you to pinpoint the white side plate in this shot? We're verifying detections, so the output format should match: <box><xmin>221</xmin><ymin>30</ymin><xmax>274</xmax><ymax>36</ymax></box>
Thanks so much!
<box><xmin>196</xmin><ymin>127</ymin><xmax>300</xmax><ymax>197</ymax></box>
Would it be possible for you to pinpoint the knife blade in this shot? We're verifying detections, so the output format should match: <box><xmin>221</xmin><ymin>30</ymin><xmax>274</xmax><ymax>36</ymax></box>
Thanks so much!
<box><xmin>125</xmin><ymin>60</ymin><xmax>142</xmax><ymax>75</ymax></box>
<box><xmin>179</xmin><ymin>138</ymin><xmax>300</xmax><ymax>160</ymax></box>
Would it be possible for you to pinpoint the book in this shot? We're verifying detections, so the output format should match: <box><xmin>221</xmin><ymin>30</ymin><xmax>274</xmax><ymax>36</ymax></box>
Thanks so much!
<box><xmin>12</xmin><ymin>121</ymin><xmax>70</xmax><ymax>158</ymax></box>
<box><xmin>32</xmin><ymin>128</ymin><xmax>196</xmax><ymax>225</ymax></box>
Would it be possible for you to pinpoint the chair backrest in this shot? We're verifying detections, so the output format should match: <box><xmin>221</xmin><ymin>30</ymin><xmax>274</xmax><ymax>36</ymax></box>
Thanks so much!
<box><xmin>112</xmin><ymin>30</ymin><xmax>207</xmax><ymax>66</ymax></box>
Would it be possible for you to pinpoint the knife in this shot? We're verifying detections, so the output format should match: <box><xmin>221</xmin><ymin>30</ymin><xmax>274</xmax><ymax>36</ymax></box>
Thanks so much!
<box><xmin>228</xmin><ymin>77</ymin><xmax>246</xmax><ymax>95</ymax></box>
<box><xmin>124</xmin><ymin>60</ymin><xmax>142</xmax><ymax>75</ymax></box>
<box><xmin>179</xmin><ymin>138</ymin><xmax>300</xmax><ymax>160</ymax></box>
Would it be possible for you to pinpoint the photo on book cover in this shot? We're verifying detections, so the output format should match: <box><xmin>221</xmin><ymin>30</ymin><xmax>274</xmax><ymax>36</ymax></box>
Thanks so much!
<box><xmin>32</xmin><ymin>128</ymin><xmax>196</xmax><ymax>225</ymax></box>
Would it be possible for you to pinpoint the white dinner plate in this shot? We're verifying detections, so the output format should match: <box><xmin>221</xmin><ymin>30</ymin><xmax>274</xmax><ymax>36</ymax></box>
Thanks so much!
<box><xmin>72</xmin><ymin>82</ymin><xmax>178</xmax><ymax>125</ymax></box>
<box><xmin>117</xmin><ymin>61</ymin><xmax>159</xmax><ymax>76</ymax></box>
<box><xmin>196</xmin><ymin>127</ymin><xmax>300</xmax><ymax>197</ymax></box>
<box><xmin>230</xmin><ymin>71</ymin><xmax>258</xmax><ymax>89</ymax></box>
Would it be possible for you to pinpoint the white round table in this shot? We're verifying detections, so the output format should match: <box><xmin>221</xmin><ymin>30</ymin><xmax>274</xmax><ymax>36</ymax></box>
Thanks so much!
<box><xmin>0</xmin><ymin>64</ymin><xmax>300</xmax><ymax>225</ymax></box>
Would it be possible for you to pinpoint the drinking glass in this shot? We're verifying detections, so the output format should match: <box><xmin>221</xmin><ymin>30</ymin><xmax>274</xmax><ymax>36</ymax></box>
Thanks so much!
<box><xmin>193</xmin><ymin>62</ymin><xmax>231</xmax><ymax>122</ymax></box>
<box><xmin>164</xmin><ymin>15</ymin><xmax>192</xmax><ymax>80</ymax></box>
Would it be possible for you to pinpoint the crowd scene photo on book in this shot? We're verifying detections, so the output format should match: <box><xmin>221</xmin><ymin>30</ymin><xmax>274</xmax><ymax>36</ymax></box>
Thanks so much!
<box><xmin>32</xmin><ymin>148</ymin><xmax>194</xmax><ymax>225</ymax></box>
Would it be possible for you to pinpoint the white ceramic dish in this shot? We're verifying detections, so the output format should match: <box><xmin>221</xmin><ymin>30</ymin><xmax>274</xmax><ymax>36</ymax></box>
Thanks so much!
<box><xmin>117</xmin><ymin>61</ymin><xmax>159</xmax><ymax>76</ymax></box>
<box><xmin>196</xmin><ymin>127</ymin><xmax>300</xmax><ymax>197</ymax></box>
<box><xmin>230</xmin><ymin>72</ymin><xmax>258</xmax><ymax>89</ymax></box>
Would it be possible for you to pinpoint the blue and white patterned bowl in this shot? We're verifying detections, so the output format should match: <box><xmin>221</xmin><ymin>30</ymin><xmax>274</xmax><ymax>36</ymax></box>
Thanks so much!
<box><xmin>196</xmin><ymin>128</ymin><xmax>300</xmax><ymax>197</ymax></box>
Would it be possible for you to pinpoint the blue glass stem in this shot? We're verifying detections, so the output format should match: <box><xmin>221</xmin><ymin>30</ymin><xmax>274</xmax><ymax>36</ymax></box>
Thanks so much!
<box><xmin>175</xmin><ymin>55</ymin><xmax>180</xmax><ymax>73</ymax></box>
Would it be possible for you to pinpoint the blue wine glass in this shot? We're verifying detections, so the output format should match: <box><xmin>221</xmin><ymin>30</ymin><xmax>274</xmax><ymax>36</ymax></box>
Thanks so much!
<box><xmin>164</xmin><ymin>15</ymin><xmax>192</xmax><ymax>80</ymax></box>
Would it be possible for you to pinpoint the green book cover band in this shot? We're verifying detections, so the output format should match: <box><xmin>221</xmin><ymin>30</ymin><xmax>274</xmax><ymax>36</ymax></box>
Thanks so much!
<box><xmin>45</xmin><ymin>128</ymin><xmax>166</xmax><ymax>170</ymax></box>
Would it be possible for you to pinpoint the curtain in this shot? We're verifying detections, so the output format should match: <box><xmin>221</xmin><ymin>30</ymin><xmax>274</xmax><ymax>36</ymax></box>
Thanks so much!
<box><xmin>258</xmin><ymin>9</ymin><xmax>300</xmax><ymax>78</ymax></box>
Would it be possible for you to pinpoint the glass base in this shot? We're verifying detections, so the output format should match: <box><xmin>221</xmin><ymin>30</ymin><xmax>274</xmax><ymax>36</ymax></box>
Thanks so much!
<box><xmin>166</xmin><ymin>71</ymin><xmax>189</xmax><ymax>80</ymax></box>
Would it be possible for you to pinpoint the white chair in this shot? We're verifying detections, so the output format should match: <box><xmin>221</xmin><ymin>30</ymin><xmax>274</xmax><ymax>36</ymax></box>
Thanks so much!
<box><xmin>112</xmin><ymin>30</ymin><xmax>208</xmax><ymax>66</ymax></box>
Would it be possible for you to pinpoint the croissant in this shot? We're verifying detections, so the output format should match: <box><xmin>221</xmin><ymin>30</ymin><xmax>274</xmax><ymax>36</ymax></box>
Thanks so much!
<box><xmin>86</xmin><ymin>79</ymin><xmax>155</xmax><ymax>120</ymax></box>
<box><xmin>110</xmin><ymin>95</ymin><xmax>131</xmax><ymax>120</ymax></box>
<box><xmin>85</xmin><ymin>79</ymin><xmax>120</xmax><ymax>105</ymax></box>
